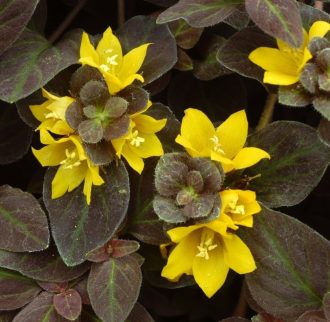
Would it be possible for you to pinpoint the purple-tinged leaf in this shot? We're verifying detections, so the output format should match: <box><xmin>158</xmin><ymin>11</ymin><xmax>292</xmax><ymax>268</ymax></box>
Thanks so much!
<box><xmin>86</xmin><ymin>244</ymin><xmax>111</xmax><ymax>263</ymax></box>
<box><xmin>223</xmin><ymin>5</ymin><xmax>249</xmax><ymax>30</ymax></box>
<box><xmin>240</xmin><ymin>207</ymin><xmax>330</xmax><ymax>320</ymax></box>
<box><xmin>74</xmin><ymin>278</ymin><xmax>90</xmax><ymax>305</ymax></box>
<box><xmin>251</xmin><ymin>313</ymin><xmax>284</xmax><ymax>322</ymax></box>
<box><xmin>88</xmin><ymin>255</ymin><xmax>142</xmax><ymax>322</ymax></box>
<box><xmin>0</xmin><ymin>268</ymin><xmax>41</xmax><ymax>310</ymax></box>
<box><xmin>324</xmin><ymin>292</ymin><xmax>330</xmax><ymax>321</ymax></box>
<box><xmin>0</xmin><ymin>248</ymin><xmax>90</xmax><ymax>282</ymax></box>
<box><xmin>318</xmin><ymin>118</ymin><xmax>330</xmax><ymax>147</ymax></box>
<box><xmin>300</xmin><ymin>3</ymin><xmax>330</xmax><ymax>30</ymax></box>
<box><xmin>175</xmin><ymin>48</ymin><xmax>193</xmax><ymax>71</ymax></box>
<box><xmin>0</xmin><ymin>185</ymin><xmax>49</xmax><ymax>252</ymax></box>
<box><xmin>278</xmin><ymin>84</ymin><xmax>311</xmax><ymax>107</ymax></box>
<box><xmin>0</xmin><ymin>0</ymin><xmax>40</xmax><ymax>56</ymax></box>
<box><xmin>217</xmin><ymin>27</ymin><xmax>275</xmax><ymax>84</ymax></box>
<box><xmin>37</xmin><ymin>282</ymin><xmax>68</xmax><ymax>293</ymax></box>
<box><xmin>44</xmin><ymin>161</ymin><xmax>130</xmax><ymax>266</ymax></box>
<box><xmin>0</xmin><ymin>105</ymin><xmax>33</xmax><ymax>165</ymax></box>
<box><xmin>295</xmin><ymin>310</ymin><xmax>326</xmax><ymax>322</ymax></box>
<box><xmin>245</xmin><ymin>0</ymin><xmax>303</xmax><ymax>48</ymax></box>
<box><xmin>246</xmin><ymin>121</ymin><xmax>330</xmax><ymax>208</ymax></box>
<box><xmin>126</xmin><ymin>303</ymin><xmax>155</xmax><ymax>322</ymax></box>
<box><xmin>157</xmin><ymin>0</ymin><xmax>244</xmax><ymax>28</ymax></box>
<box><xmin>53</xmin><ymin>289</ymin><xmax>82</xmax><ymax>321</ymax></box>
<box><xmin>313</xmin><ymin>96</ymin><xmax>330</xmax><ymax>121</ymax></box>
<box><xmin>0</xmin><ymin>28</ymin><xmax>82</xmax><ymax>103</ymax></box>
<box><xmin>116</xmin><ymin>15</ymin><xmax>177</xmax><ymax>85</ymax></box>
<box><xmin>12</xmin><ymin>292</ymin><xmax>67</xmax><ymax>322</ymax></box>
<box><xmin>110</xmin><ymin>239</ymin><xmax>140</xmax><ymax>258</ymax></box>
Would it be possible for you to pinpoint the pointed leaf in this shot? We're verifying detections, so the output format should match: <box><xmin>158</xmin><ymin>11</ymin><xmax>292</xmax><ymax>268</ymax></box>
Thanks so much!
<box><xmin>0</xmin><ymin>28</ymin><xmax>82</xmax><ymax>103</ymax></box>
<box><xmin>12</xmin><ymin>292</ymin><xmax>67</xmax><ymax>322</ymax></box>
<box><xmin>0</xmin><ymin>105</ymin><xmax>33</xmax><ymax>165</ymax></box>
<box><xmin>0</xmin><ymin>185</ymin><xmax>49</xmax><ymax>252</ymax></box>
<box><xmin>157</xmin><ymin>0</ymin><xmax>244</xmax><ymax>28</ymax></box>
<box><xmin>0</xmin><ymin>0</ymin><xmax>40</xmax><ymax>56</ymax></box>
<box><xmin>246</xmin><ymin>121</ymin><xmax>330</xmax><ymax>208</ymax></box>
<box><xmin>44</xmin><ymin>161</ymin><xmax>130</xmax><ymax>266</ymax></box>
<box><xmin>126</xmin><ymin>303</ymin><xmax>155</xmax><ymax>322</ymax></box>
<box><xmin>53</xmin><ymin>289</ymin><xmax>82</xmax><ymax>321</ymax></box>
<box><xmin>245</xmin><ymin>0</ymin><xmax>303</xmax><ymax>48</ymax></box>
<box><xmin>0</xmin><ymin>268</ymin><xmax>41</xmax><ymax>310</ymax></box>
<box><xmin>240</xmin><ymin>207</ymin><xmax>330</xmax><ymax>320</ymax></box>
<box><xmin>110</xmin><ymin>239</ymin><xmax>140</xmax><ymax>258</ymax></box>
<box><xmin>117</xmin><ymin>15</ymin><xmax>177</xmax><ymax>85</ymax></box>
<box><xmin>88</xmin><ymin>255</ymin><xmax>142</xmax><ymax>322</ymax></box>
<box><xmin>0</xmin><ymin>248</ymin><xmax>90</xmax><ymax>282</ymax></box>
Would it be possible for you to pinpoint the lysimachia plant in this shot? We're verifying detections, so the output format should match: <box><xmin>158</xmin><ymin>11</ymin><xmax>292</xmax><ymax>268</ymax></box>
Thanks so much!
<box><xmin>0</xmin><ymin>1</ymin><xmax>329</xmax><ymax>322</ymax></box>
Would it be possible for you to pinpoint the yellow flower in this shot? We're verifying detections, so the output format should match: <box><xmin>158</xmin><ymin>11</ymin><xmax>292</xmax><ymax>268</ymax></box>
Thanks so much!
<box><xmin>32</xmin><ymin>130</ymin><xmax>104</xmax><ymax>205</ymax></box>
<box><xmin>30</xmin><ymin>89</ymin><xmax>74</xmax><ymax>135</ymax></box>
<box><xmin>175</xmin><ymin>109</ymin><xmax>270</xmax><ymax>173</ymax></box>
<box><xmin>219</xmin><ymin>189</ymin><xmax>261</xmax><ymax>231</ymax></box>
<box><xmin>79</xmin><ymin>27</ymin><xmax>150</xmax><ymax>94</ymax></box>
<box><xmin>111</xmin><ymin>105</ymin><xmax>167</xmax><ymax>174</ymax></box>
<box><xmin>161</xmin><ymin>221</ymin><xmax>256</xmax><ymax>298</ymax></box>
<box><xmin>249</xmin><ymin>21</ymin><xmax>330</xmax><ymax>85</ymax></box>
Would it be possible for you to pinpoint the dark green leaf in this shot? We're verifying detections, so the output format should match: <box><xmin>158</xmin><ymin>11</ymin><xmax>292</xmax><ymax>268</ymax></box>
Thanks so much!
<box><xmin>323</xmin><ymin>292</ymin><xmax>330</xmax><ymax>321</ymax></box>
<box><xmin>245</xmin><ymin>0</ymin><xmax>303</xmax><ymax>48</ymax></box>
<box><xmin>88</xmin><ymin>255</ymin><xmax>142</xmax><ymax>322</ymax></box>
<box><xmin>0</xmin><ymin>105</ymin><xmax>33</xmax><ymax>165</ymax></box>
<box><xmin>44</xmin><ymin>161</ymin><xmax>130</xmax><ymax>266</ymax></box>
<box><xmin>300</xmin><ymin>3</ymin><xmax>330</xmax><ymax>30</ymax></box>
<box><xmin>0</xmin><ymin>248</ymin><xmax>90</xmax><ymax>282</ymax></box>
<box><xmin>223</xmin><ymin>5</ymin><xmax>249</xmax><ymax>30</ymax></box>
<box><xmin>240</xmin><ymin>207</ymin><xmax>330</xmax><ymax>320</ymax></box>
<box><xmin>0</xmin><ymin>0</ymin><xmax>40</xmax><ymax>56</ymax></box>
<box><xmin>0</xmin><ymin>185</ymin><xmax>49</xmax><ymax>252</ymax></box>
<box><xmin>217</xmin><ymin>26</ymin><xmax>275</xmax><ymax>83</ymax></box>
<box><xmin>175</xmin><ymin>48</ymin><xmax>193</xmax><ymax>71</ymax></box>
<box><xmin>278</xmin><ymin>84</ymin><xmax>311</xmax><ymax>107</ymax></box>
<box><xmin>313</xmin><ymin>96</ymin><xmax>330</xmax><ymax>121</ymax></box>
<box><xmin>299</xmin><ymin>63</ymin><xmax>319</xmax><ymax>94</ymax></box>
<box><xmin>53</xmin><ymin>289</ymin><xmax>82</xmax><ymax>321</ymax></box>
<box><xmin>0</xmin><ymin>28</ymin><xmax>82</xmax><ymax>103</ymax></box>
<box><xmin>83</xmin><ymin>141</ymin><xmax>115</xmax><ymax>166</ymax></box>
<box><xmin>126</xmin><ymin>303</ymin><xmax>155</xmax><ymax>322</ymax></box>
<box><xmin>157</xmin><ymin>0</ymin><xmax>244</xmax><ymax>28</ymax></box>
<box><xmin>168</xmin><ymin>19</ymin><xmax>203</xmax><ymax>49</ymax></box>
<box><xmin>0</xmin><ymin>268</ymin><xmax>41</xmax><ymax>310</ymax></box>
<box><xmin>246</xmin><ymin>121</ymin><xmax>330</xmax><ymax>208</ymax></box>
<box><xmin>318</xmin><ymin>118</ymin><xmax>330</xmax><ymax>147</ymax></box>
<box><xmin>117</xmin><ymin>15</ymin><xmax>177</xmax><ymax>85</ymax></box>
<box><xmin>78</xmin><ymin>119</ymin><xmax>103</xmax><ymax>144</ymax></box>
<box><xmin>12</xmin><ymin>292</ymin><xmax>66</xmax><ymax>322</ymax></box>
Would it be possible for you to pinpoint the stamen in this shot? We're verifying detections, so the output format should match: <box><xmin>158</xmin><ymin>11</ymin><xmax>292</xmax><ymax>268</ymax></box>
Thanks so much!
<box><xmin>105</xmin><ymin>49</ymin><xmax>113</xmax><ymax>54</ymax></box>
<box><xmin>45</xmin><ymin>111</ymin><xmax>60</xmax><ymax>119</ymax></box>
<box><xmin>100</xmin><ymin>64</ymin><xmax>110</xmax><ymax>72</ymax></box>
<box><xmin>196</xmin><ymin>230</ymin><xmax>218</xmax><ymax>260</ymax></box>
<box><xmin>59</xmin><ymin>149</ymin><xmax>81</xmax><ymax>169</ymax></box>
<box><xmin>106</xmin><ymin>54</ymin><xmax>118</xmax><ymax>66</ymax></box>
<box><xmin>130</xmin><ymin>130</ymin><xmax>145</xmax><ymax>147</ymax></box>
<box><xmin>210</xmin><ymin>135</ymin><xmax>225</xmax><ymax>154</ymax></box>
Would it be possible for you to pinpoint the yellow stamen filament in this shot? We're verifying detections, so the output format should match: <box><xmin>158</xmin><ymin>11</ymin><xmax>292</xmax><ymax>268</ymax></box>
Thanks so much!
<box><xmin>130</xmin><ymin>130</ymin><xmax>145</xmax><ymax>147</ymax></box>
<box><xmin>210</xmin><ymin>135</ymin><xmax>225</xmax><ymax>154</ymax></box>
<box><xmin>228</xmin><ymin>197</ymin><xmax>245</xmax><ymax>215</ymax></box>
<box><xmin>45</xmin><ymin>111</ymin><xmax>60</xmax><ymax>119</ymax></box>
<box><xmin>59</xmin><ymin>149</ymin><xmax>81</xmax><ymax>169</ymax></box>
<box><xmin>196</xmin><ymin>230</ymin><xmax>218</xmax><ymax>260</ymax></box>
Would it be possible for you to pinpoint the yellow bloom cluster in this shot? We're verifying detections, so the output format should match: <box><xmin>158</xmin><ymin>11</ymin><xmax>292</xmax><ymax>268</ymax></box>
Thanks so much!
<box><xmin>249</xmin><ymin>21</ymin><xmax>330</xmax><ymax>86</ymax></box>
<box><xmin>161</xmin><ymin>109</ymin><xmax>270</xmax><ymax>298</ymax></box>
<box><xmin>30</xmin><ymin>27</ymin><xmax>166</xmax><ymax>204</ymax></box>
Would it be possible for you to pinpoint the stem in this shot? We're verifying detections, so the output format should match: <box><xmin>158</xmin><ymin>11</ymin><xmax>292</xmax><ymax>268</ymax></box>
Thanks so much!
<box><xmin>233</xmin><ymin>282</ymin><xmax>247</xmax><ymax>317</ymax></box>
<box><xmin>117</xmin><ymin>0</ymin><xmax>125</xmax><ymax>27</ymax></box>
<box><xmin>256</xmin><ymin>93</ymin><xmax>277</xmax><ymax>131</ymax></box>
<box><xmin>314</xmin><ymin>1</ymin><xmax>324</xmax><ymax>10</ymax></box>
<box><xmin>49</xmin><ymin>0</ymin><xmax>88</xmax><ymax>43</ymax></box>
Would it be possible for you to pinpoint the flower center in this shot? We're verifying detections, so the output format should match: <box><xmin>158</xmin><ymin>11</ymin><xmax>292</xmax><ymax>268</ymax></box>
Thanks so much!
<box><xmin>196</xmin><ymin>229</ymin><xmax>218</xmax><ymax>260</ymax></box>
<box><xmin>129</xmin><ymin>130</ymin><xmax>145</xmax><ymax>147</ymax></box>
<box><xmin>282</xmin><ymin>47</ymin><xmax>305</xmax><ymax>69</ymax></box>
<box><xmin>100</xmin><ymin>49</ymin><xmax>119</xmax><ymax>73</ymax></box>
<box><xmin>60</xmin><ymin>149</ymin><xmax>81</xmax><ymax>169</ymax></box>
<box><xmin>210</xmin><ymin>135</ymin><xmax>225</xmax><ymax>154</ymax></box>
<box><xmin>228</xmin><ymin>196</ymin><xmax>245</xmax><ymax>215</ymax></box>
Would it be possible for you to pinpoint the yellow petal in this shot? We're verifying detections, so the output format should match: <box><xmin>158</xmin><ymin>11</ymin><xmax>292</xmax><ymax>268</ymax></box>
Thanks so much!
<box><xmin>210</xmin><ymin>151</ymin><xmax>234</xmax><ymax>165</ymax></box>
<box><xmin>192</xmin><ymin>239</ymin><xmax>229</xmax><ymax>298</ymax></box>
<box><xmin>96</xmin><ymin>27</ymin><xmax>123</xmax><ymax>69</ymax></box>
<box><xmin>121</xmin><ymin>144</ymin><xmax>145</xmax><ymax>174</ymax></box>
<box><xmin>161</xmin><ymin>230</ymin><xmax>200</xmax><ymax>281</ymax></box>
<box><xmin>30</xmin><ymin>101</ymin><xmax>50</xmax><ymax>122</ymax></box>
<box><xmin>133</xmin><ymin>115</ymin><xmax>167</xmax><ymax>134</ymax></box>
<box><xmin>232</xmin><ymin>147</ymin><xmax>270</xmax><ymax>170</ymax></box>
<box><xmin>298</xmin><ymin>48</ymin><xmax>312</xmax><ymax>72</ymax></box>
<box><xmin>167</xmin><ymin>224</ymin><xmax>204</xmax><ymax>243</ymax></box>
<box><xmin>223</xmin><ymin>234</ymin><xmax>256</xmax><ymax>274</ymax></box>
<box><xmin>129</xmin><ymin>133</ymin><xmax>164</xmax><ymax>158</ymax></box>
<box><xmin>308</xmin><ymin>21</ymin><xmax>330</xmax><ymax>40</ymax></box>
<box><xmin>120</xmin><ymin>73</ymin><xmax>144</xmax><ymax>89</ymax></box>
<box><xmin>79</xmin><ymin>32</ymin><xmax>99</xmax><ymax>66</ymax></box>
<box><xmin>175</xmin><ymin>135</ymin><xmax>206</xmax><ymax>157</ymax></box>
<box><xmin>32</xmin><ymin>142</ymin><xmax>70</xmax><ymax>167</ymax></box>
<box><xmin>103</xmin><ymin>72</ymin><xmax>124</xmax><ymax>95</ymax></box>
<box><xmin>263</xmin><ymin>71</ymin><xmax>299</xmax><ymax>85</ymax></box>
<box><xmin>118</xmin><ymin>43</ymin><xmax>150</xmax><ymax>81</ymax></box>
<box><xmin>215</xmin><ymin>110</ymin><xmax>248</xmax><ymax>159</ymax></box>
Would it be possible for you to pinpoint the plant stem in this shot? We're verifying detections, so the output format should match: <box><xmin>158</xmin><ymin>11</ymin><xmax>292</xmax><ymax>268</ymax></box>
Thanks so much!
<box><xmin>233</xmin><ymin>282</ymin><xmax>247</xmax><ymax>317</ymax></box>
<box><xmin>49</xmin><ymin>0</ymin><xmax>88</xmax><ymax>43</ymax></box>
<box><xmin>256</xmin><ymin>93</ymin><xmax>277</xmax><ymax>131</ymax></box>
<box><xmin>314</xmin><ymin>1</ymin><xmax>324</xmax><ymax>10</ymax></box>
<box><xmin>117</xmin><ymin>0</ymin><xmax>125</xmax><ymax>27</ymax></box>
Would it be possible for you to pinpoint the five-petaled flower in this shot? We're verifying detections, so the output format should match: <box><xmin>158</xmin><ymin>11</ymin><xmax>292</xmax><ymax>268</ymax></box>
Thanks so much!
<box><xmin>175</xmin><ymin>108</ymin><xmax>270</xmax><ymax>173</ymax></box>
<box><xmin>79</xmin><ymin>27</ymin><xmax>150</xmax><ymax>94</ymax></box>
<box><xmin>112</xmin><ymin>102</ymin><xmax>167</xmax><ymax>174</ymax></box>
<box><xmin>249</xmin><ymin>21</ymin><xmax>330</xmax><ymax>85</ymax></box>
<box><xmin>32</xmin><ymin>130</ymin><xmax>104</xmax><ymax>205</ymax></box>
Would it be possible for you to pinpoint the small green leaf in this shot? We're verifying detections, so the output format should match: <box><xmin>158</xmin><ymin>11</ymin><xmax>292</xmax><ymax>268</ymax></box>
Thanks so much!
<box><xmin>0</xmin><ymin>268</ymin><xmax>41</xmax><ymax>310</ymax></box>
<box><xmin>88</xmin><ymin>255</ymin><xmax>142</xmax><ymax>322</ymax></box>
<box><xmin>240</xmin><ymin>207</ymin><xmax>330</xmax><ymax>320</ymax></box>
<box><xmin>0</xmin><ymin>0</ymin><xmax>40</xmax><ymax>55</ymax></box>
<box><xmin>245</xmin><ymin>0</ymin><xmax>303</xmax><ymax>48</ymax></box>
<box><xmin>246</xmin><ymin>121</ymin><xmax>330</xmax><ymax>208</ymax></box>
<box><xmin>157</xmin><ymin>0</ymin><xmax>244</xmax><ymax>28</ymax></box>
<box><xmin>125</xmin><ymin>303</ymin><xmax>155</xmax><ymax>322</ymax></box>
<box><xmin>0</xmin><ymin>28</ymin><xmax>82</xmax><ymax>103</ymax></box>
<box><xmin>44</xmin><ymin>161</ymin><xmax>130</xmax><ymax>266</ymax></box>
<box><xmin>0</xmin><ymin>185</ymin><xmax>49</xmax><ymax>252</ymax></box>
<box><xmin>117</xmin><ymin>15</ymin><xmax>177</xmax><ymax>85</ymax></box>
